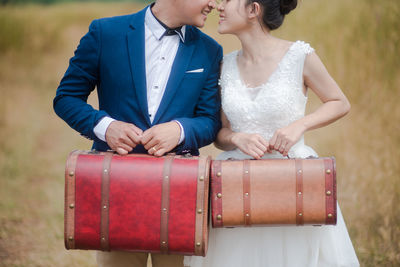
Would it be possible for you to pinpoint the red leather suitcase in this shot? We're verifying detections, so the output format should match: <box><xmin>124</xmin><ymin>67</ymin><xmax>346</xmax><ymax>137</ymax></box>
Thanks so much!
<box><xmin>211</xmin><ymin>158</ymin><xmax>337</xmax><ymax>227</ymax></box>
<box><xmin>64</xmin><ymin>150</ymin><xmax>210</xmax><ymax>256</ymax></box>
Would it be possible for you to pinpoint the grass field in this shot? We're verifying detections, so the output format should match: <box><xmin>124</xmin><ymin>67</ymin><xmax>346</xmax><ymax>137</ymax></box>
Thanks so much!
<box><xmin>0</xmin><ymin>0</ymin><xmax>399</xmax><ymax>266</ymax></box>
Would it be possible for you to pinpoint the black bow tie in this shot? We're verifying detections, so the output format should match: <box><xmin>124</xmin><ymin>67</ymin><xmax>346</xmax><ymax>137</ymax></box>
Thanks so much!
<box><xmin>150</xmin><ymin>5</ymin><xmax>184</xmax><ymax>41</ymax></box>
<box><xmin>163</xmin><ymin>27</ymin><xmax>183</xmax><ymax>37</ymax></box>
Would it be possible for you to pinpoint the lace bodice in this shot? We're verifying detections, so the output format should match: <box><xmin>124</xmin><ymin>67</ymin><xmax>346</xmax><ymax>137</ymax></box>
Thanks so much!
<box><xmin>219</xmin><ymin>40</ymin><xmax>317</xmax><ymax>159</ymax></box>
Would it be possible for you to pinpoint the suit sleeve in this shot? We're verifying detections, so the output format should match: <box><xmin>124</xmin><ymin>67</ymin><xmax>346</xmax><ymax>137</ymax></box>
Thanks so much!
<box><xmin>175</xmin><ymin>44</ymin><xmax>223</xmax><ymax>153</ymax></box>
<box><xmin>53</xmin><ymin>19</ymin><xmax>109</xmax><ymax>141</ymax></box>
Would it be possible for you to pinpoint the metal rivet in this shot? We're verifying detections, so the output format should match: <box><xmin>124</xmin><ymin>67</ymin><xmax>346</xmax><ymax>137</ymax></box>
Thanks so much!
<box><xmin>104</xmin><ymin>169</ymin><xmax>108</xmax><ymax>173</ymax></box>
<box><xmin>196</xmin><ymin>242</ymin><xmax>201</xmax><ymax>247</ymax></box>
<box><xmin>245</xmin><ymin>170</ymin><xmax>249</xmax><ymax>174</ymax></box>
<box><xmin>326</xmin><ymin>169</ymin><xmax>331</xmax><ymax>174</ymax></box>
<box><xmin>217</xmin><ymin>172</ymin><xmax>221</xmax><ymax>177</ymax></box>
<box><xmin>328</xmin><ymin>213</ymin><xmax>333</xmax><ymax>218</ymax></box>
<box><xmin>299</xmin><ymin>213</ymin><xmax>303</xmax><ymax>216</ymax></box>
<box><xmin>163</xmin><ymin>208</ymin><xmax>167</xmax><ymax>212</ymax></box>
<box><xmin>326</xmin><ymin>190</ymin><xmax>332</xmax><ymax>196</ymax></box>
<box><xmin>199</xmin><ymin>175</ymin><xmax>204</xmax><ymax>181</ymax></box>
<box><xmin>69</xmin><ymin>203</ymin><xmax>75</xmax><ymax>209</ymax></box>
<box><xmin>197</xmin><ymin>209</ymin><xmax>202</xmax><ymax>214</ymax></box>
<box><xmin>162</xmin><ymin>241</ymin><xmax>166</xmax><ymax>245</ymax></box>
<box><xmin>217</xmin><ymin>193</ymin><xmax>222</xmax><ymax>198</ymax></box>
<box><xmin>217</xmin><ymin>214</ymin><xmax>222</xmax><ymax>220</ymax></box>
<box><xmin>246</xmin><ymin>213</ymin><xmax>250</xmax><ymax>217</ymax></box>
<box><xmin>165</xmin><ymin>175</ymin><xmax>169</xmax><ymax>179</ymax></box>
<box><xmin>245</xmin><ymin>192</ymin><xmax>249</xmax><ymax>196</ymax></box>
<box><xmin>69</xmin><ymin>171</ymin><xmax>74</xmax><ymax>177</ymax></box>
<box><xmin>298</xmin><ymin>191</ymin><xmax>302</xmax><ymax>195</ymax></box>
<box><xmin>68</xmin><ymin>236</ymin><xmax>74</xmax><ymax>241</ymax></box>
<box><xmin>103</xmin><ymin>205</ymin><xmax>107</xmax><ymax>209</ymax></box>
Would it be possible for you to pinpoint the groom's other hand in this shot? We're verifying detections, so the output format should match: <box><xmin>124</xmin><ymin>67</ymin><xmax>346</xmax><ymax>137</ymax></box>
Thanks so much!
<box><xmin>105</xmin><ymin>121</ymin><xmax>143</xmax><ymax>155</ymax></box>
<box><xmin>142</xmin><ymin>122</ymin><xmax>181</xmax><ymax>157</ymax></box>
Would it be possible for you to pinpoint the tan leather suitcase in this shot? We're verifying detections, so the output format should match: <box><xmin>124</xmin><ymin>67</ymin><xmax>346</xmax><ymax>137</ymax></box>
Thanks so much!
<box><xmin>210</xmin><ymin>157</ymin><xmax>337</xmax><ymax>227</ymax></box>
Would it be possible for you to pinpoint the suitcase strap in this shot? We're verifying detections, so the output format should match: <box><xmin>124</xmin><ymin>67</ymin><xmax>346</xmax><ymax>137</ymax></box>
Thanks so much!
<box><xmin>213</xmin><ymin>161</ymin><xmax>223</xmax><ymax>227</ymax></box>
<box><xmin>100</xmin><ymin>152</ymin><xmax>113</xmax><ymax>251</ymax></box>
<box><xmin>160</xmin><ymin>156</ymin><xmax>174</xmax><ymax>253</ymax></box>
<box><xmin>243</xmin><ymin>160</ymin><xmax>251</xmax><ymax>226</ymax></box>
<box><xmin>295</xmin><ymin>159</ymin><xmax>304</xmax><ymax>226</ymax></box>
<box><xmin>324</xmin><ymin>158</ymin><xmax>336</xmax><ymax>224</ymax></box>
<box><xmin>194</xmin><ymin>156</ymin><xmax>208</xmax><ymax>255</ymax></box>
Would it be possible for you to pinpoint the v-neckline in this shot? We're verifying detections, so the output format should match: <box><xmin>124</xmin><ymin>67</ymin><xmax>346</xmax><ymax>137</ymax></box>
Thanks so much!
<box><xmin>234</xmin><ymin>41</ymin><xmax>297</xmax><ymax>90</ymax></box>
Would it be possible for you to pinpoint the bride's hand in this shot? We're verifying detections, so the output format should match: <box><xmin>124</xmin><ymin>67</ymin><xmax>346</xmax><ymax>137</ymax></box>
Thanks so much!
<box><xmin>231</xmin><ymin>133</ymin><xmax>269</xmax><ymax>159</ymax></box>
<box><xmin>268</xmin><ymin>122</ymin><xmax>307</xmax><ymax>157</ymax></box>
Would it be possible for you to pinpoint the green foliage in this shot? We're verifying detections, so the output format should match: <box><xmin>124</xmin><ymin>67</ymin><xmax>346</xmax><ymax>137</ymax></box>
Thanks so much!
<box><xmin>0</xmin><ymin>12</ymin><xmax>25</xmax><ymax>52</ymax></box>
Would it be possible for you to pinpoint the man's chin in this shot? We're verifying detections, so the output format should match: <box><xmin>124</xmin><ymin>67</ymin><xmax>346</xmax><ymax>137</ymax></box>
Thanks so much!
<box><xmin>191</xmin><ymin>16</ymin><xmax>208</xmax><ymax>28</ymax></box>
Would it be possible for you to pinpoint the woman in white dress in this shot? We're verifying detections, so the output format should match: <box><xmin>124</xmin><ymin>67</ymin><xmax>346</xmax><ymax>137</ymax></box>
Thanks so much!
<box><xmin>184</xmin><ymin>0</ymin><xmax>360</xmax><ymax>266</ymax></box>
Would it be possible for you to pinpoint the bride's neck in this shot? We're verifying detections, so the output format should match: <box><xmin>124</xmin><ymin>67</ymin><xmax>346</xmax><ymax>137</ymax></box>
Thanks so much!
<box><xmin>236</xmin><ymin>26</ymin><xmax>278</xmax><ymax>63</ymax></box>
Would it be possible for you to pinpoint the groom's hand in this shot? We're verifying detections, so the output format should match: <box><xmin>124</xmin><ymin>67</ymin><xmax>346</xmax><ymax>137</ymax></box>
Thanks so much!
<box><xmin>142</xmin><ymin>121</ymin><xmax>181</xmax><ymax>157</ymax></box>
<box><xmin>105</xmin><ymin>121</ymin><xmax>143</xmax><ymax>155</ymax></box>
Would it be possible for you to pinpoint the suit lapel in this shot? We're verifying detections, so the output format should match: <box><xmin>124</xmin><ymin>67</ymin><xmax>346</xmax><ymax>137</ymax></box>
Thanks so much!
<box><xmin>127</xmin><ymin>7</ymin><xmax>151</xmax><ymax>125</ymax></box>
<box><xmin>152</xmin><ymin>26</ymin><xmax>197</xmax><ymax>125</ymax></box>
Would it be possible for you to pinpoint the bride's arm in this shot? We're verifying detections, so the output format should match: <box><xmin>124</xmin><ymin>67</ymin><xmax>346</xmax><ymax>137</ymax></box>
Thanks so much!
<box><xmin>269</xmin><ymin>52</ymin><xmax>351</xmax><ymax>156</ymax></box>
<box><xmin>301</xmin><ymin>52</ymin><xmax>351</xmax><ymax>130</ymax></box>
<box><xmin>214</xmin><ymin>110</ymin><xmax>236</xmax><ymax>151</ymax></box>
<box><xmin>215</xmin><ymin>110</ymin><xmax>268</xmax><ymax>159</ymax></box>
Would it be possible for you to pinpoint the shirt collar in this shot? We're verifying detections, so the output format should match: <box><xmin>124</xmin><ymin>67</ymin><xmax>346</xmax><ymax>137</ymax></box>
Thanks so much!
<box><xmin>145</xmin><ymin>5</ymin><xmax>186</xmax><ymax>43</ymax></box>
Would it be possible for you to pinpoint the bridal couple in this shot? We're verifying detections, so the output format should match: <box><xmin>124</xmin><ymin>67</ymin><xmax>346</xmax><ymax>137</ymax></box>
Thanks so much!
<box><xmin>54</xmin><ymin>0</ymin><xmax>359</xmax><ymax>266</ymax></box>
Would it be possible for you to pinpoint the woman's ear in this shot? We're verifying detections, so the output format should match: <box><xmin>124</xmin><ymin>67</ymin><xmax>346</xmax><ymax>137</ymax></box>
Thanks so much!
<box><xmin>248</xmin><ymin>2</ymin><xmax>262</xmax><ymax>19</ymax></box>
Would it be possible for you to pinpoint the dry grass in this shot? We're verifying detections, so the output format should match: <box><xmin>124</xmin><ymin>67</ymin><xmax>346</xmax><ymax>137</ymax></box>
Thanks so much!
<box><xmin>0</xmin><ymin>0</ymin><xmax>399</xmax><ymax>266</ymax></box>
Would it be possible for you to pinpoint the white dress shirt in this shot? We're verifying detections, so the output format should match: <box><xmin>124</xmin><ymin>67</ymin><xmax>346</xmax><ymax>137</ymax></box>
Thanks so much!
<box><xmin>94</xmin><ymin>6</ymin><xmax>185</xmax><ymax>144</ymax></box>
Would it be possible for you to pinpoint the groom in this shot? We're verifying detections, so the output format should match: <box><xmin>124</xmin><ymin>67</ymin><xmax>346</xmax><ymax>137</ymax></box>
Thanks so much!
<box><xmin>54</xmin><ymin>0</ymin><xmax>222</xmax><ymax>266</ymax></box>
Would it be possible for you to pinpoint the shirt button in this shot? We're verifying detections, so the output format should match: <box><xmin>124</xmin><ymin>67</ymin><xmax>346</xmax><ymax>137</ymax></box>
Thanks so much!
<box><xmin>154</xmin><ymin>85</ymin><xmax>159</xmax><ymax>89</ymax></box>
<box><xmin>161</xmin><ymin>56</ymin><xmax>165</xmax><ymax>60</ymax></box>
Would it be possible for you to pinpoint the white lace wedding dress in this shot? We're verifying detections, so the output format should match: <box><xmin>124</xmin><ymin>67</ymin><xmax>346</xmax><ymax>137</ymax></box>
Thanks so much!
<box><xmin>184</xmin><ymin>41</ymin><xmax>359</xmax><ymax>267</ymax></box>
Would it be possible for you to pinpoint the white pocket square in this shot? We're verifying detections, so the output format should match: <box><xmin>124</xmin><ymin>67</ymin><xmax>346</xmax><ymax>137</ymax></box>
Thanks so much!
<box><xmin>186</xmin><ymin>68</ymin><xmax>204</xmax><ymax>73</ymax></box>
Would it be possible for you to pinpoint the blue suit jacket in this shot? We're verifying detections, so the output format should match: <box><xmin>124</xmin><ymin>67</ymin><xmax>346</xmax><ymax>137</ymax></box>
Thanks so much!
<box><xmin>54</xmin><ymin>6</ymin><xmax>223</xmax><ymax>155</ymax></box>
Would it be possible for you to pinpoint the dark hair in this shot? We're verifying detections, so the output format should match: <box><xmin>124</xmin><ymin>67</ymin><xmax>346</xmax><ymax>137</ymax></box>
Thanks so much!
<box><xmin>247</xmin><ymin>0</ymin><xmax>298</xmax><ymax>30</ymax></box>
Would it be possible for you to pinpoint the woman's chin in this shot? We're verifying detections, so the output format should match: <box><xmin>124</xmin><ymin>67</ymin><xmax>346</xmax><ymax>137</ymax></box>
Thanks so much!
<box><xmin>217</xmin><ymin>25</ymin><xmax>231</xmax><ymax>35</ymax></box>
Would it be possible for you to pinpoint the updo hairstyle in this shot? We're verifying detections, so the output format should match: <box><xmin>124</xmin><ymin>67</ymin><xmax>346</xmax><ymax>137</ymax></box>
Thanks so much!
<box><xmin>246</xmin><ymin>0</ymin><xmax>298</xmax><ymax>30</ymax></box>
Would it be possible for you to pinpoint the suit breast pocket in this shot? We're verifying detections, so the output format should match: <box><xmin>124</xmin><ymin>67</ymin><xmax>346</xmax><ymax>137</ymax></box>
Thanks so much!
<box><xmin>183</xmin><ymin>72</ymin><xmax>205</xmax><ymax>80</ymax></box>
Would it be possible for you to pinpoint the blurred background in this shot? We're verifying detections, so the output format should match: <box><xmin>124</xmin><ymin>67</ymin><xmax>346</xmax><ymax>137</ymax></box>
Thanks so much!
<box><xmin>0</xmin><ymin>0</ymin><xmax>399</xmax><ymax>266</ymax></box>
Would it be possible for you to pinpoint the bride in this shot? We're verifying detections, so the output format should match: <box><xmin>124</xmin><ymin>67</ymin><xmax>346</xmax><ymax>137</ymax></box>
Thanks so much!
<box><xmin>184</xmin><ymin>0</ymin><xmax>359</xmax><ymax>266</ymax></box>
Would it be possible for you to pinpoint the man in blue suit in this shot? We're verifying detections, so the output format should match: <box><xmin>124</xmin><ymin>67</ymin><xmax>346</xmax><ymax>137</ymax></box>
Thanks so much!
<box><xmin>54</xmin><ymin>0</ymin><xmax>221</xmax><ymax>266</ymax></box>
<box><xmin>54</xmin><ymin>0</ymin><xmax>222</xmax><ymax>158</ymax></box>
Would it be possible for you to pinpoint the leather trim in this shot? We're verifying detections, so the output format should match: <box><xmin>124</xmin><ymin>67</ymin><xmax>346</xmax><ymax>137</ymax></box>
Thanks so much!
<box><xmin>202</xmin><ymin>157</ymin><xmax>211</xmax><ymax>256</ymax></box>
<box><xmin>64</xmin><ymin>150</ymin><xmax>81</xmax><ymax>249</ymax></box>
<box><xmin>333</xmin><ymin>157</ymin><xmax>337</xmax><ymax>224</ymax></box>
<box><xmin>194</xmin><ymin>156</ymin><xmax>209</xmax><ymax>256</ymax></box>
<box><xmin>160</xmin><ymin>156</ymin><xmax>174</xmax><ymax>253</ymax></box>
<box><xmin>295</xmin><ymin>159</ymin><xmax>304</xmax><ymax>226</ymax></box>
<box><xmin>243</xmin><ymin>160</ymin><xmax>251</xmax><ymax>226</ymax></box>
<box><xmin>211</xmin><ymin>160</ymin><xmax>223</xmax><ymax>227</ymax></box>
<box><xmin>324</xmin><ymin>158</ymin><xmax>337</xmax><ymax>225</ymax></box>
<box><xmin>100</xmin><ymin>152</ymin><xmax>113</xmax><ymax>251</ymax></box>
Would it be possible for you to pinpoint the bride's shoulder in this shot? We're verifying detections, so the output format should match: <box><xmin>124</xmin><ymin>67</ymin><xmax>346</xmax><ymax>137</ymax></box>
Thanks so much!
<box><xmin>220</xmin><ymin>50</ymin><xmax>239</xmax><ymax>73</ymax></box>
<box><xmin>292</xmin><ymin>40</ymin><xmax>315</xmax><ymax>55</ymax></box>
<box><xmin>222</xmin><ymin>50</ymin><xmax>239</xmax><ymax>63</ymax></box>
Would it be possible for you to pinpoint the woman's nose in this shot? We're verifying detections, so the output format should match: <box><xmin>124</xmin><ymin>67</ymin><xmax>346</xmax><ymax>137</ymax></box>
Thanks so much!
<box><xmin>217</xmin><ymin>2</ymin><xmax>224</xmax><ymax>11</ymax></box>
